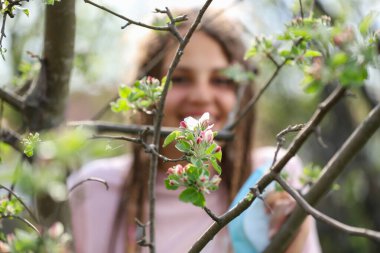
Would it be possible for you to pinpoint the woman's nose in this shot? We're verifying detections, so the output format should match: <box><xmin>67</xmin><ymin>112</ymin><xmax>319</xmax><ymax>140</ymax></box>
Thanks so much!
<box><xmin>188</xmin><ymin>79</ymin><xmax>213</xmax><ymax>104</ymax></box>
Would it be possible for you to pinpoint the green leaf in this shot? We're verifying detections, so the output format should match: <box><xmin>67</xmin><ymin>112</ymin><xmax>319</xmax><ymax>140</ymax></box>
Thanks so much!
<box><xmin>175</xmin><ymin>141</ymin><xmax>191</xmax><ymax>153</ymax></box>
<box><xmin>22</xmin><ymin>9</ymin><xmax>29</xmax><ymax>17</ymax></box>
<box><xmin>330</xmin><ymin>52</ymin><xmax>348</xmax><ymax>67</ymax></box>
<box><xmin>304</xmin><ymin>50</ymin><xmax>322</xmax><ymax>57</ymax></box>
<box><xmin>339</xmin><ymin>65</ymin><xmax>367</xmax><ymax>87</ymax></box>
<box><xmin>213</xmin><ymin>150</ymin><xmax>222</xmax><ymax>162</ymax></box>
<box><xmin>165</xmin><ymin>178</ymin><xmax>179</xmax><ymax>190</ymax></box>
<box><xmin>205</xmin><ymin>143</ymin><xmax>217</xmax><ymax>155</ymax></box>
<box><xmin>163</xmin><ymin>130</ymin><xmax>180</xmax><ymax>147</ymax></box>
<box><xmin>303</xmin><ymin>78</ymin><xmax>322</xmax><ymax>94</ymax></box>
<box><xmin>118</xmin><ymin>85</ymin><xmax>131</xmax><ymax>98</ymax></box>
<box><xmin>179</xmin><ymin>187</ymin><xmax>205</xmax><ymax>207</ymax></box>
<box><xmin>359</xmin><ymin>11</ymin><xmax>379</xmax><ymax>36</ymax></box>
<box><xmin>244</xmin><ymin>46</ymin><xmax>257</xmax><ymax>59</ymax></box>
<box><xmin>210</xmin><ymin>157</ymin><xmax>221</xmax><ymax>175</ymax></box>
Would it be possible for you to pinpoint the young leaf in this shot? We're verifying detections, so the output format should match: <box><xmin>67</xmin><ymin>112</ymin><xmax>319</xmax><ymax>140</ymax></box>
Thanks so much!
<box><xmin>179</xmin><ymin>187</ymin><xmax>205</xmax><ymax>207</ymax></box>
<box><xmin>162</xmin><ymin>130</ymin><xmax>180</xmax><ymax>147</ymax></box>
<box><xmin>210</xmin><ymin>157</ymin><xmax>221</xmax><ymax>175</ymax></box>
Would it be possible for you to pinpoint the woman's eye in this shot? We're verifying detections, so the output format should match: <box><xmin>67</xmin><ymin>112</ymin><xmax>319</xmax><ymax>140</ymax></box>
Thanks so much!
<box><xmin>171</xmin><ymin>76</ymin><xmax>190</xmax><ymax>86</ymax></box>
<box><xmin>211</xmin><ymin>77</ymin><xmax>235</xmax><ymax>88</ymax></box>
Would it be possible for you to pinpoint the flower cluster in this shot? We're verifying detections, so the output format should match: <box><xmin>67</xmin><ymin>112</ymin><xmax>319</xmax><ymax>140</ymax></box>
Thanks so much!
<box><xmin>111</xmin><ymin>76</ymin><xmax>165</xmax><ymax>114</ymax></box>
<box><xmin>0</xmin><ymin>222</ymin><xmax>71</xmax><ymax>253</ymax></box>
<box><xmin>166</xmin><ymin>164</ymin><xmax>221</xmax><ymax>194</ymax></box>
<box><xmin>163</xmin><ymin>112</ymin><xmax>222</xmax><ymax>207</ymax></box>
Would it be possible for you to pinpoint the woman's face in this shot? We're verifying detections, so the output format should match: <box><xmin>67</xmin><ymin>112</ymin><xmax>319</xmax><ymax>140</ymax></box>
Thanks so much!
<box><xmin>161</xmin><ymin>32</ymin><xmax>237</xmax><ymax>130</ymax></box>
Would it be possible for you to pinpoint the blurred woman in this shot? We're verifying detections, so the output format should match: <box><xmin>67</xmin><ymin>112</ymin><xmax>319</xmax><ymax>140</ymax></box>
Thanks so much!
<box><xmin>68</xmin><ymin>8</ymin><xmax>321</xmax><ymax>253</ymax></box>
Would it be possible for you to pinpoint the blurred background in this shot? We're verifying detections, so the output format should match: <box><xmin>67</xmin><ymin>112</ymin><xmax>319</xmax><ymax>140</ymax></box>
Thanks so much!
<box><xmin>0</xmin><ymin>0</ymin><xmax>380</xmax><ymax>252</ymax></box>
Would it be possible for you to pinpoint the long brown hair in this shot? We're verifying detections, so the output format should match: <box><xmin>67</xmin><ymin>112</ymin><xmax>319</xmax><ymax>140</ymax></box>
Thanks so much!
<box><xmin>116</xmin><ymin>9</ymin><xmax>256</xmax><ymax>253</ymax></box>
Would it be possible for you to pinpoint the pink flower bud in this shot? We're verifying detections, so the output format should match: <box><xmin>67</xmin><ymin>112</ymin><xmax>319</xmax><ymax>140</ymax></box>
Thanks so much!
<box><xmin>215</xmin><ymin>145</ymin><xmax>222</xmax><ymax>153</ymax></box>
<box><xmin>179</xmin><ymin>121</ymin><xmax>187</xmax><ymax>129</ymax></box>
<box><xmin>204</xmin><ymin>130</ymin><xmax>214</xmax><ymax>143</ymax></box>
<box><xmin>210</xmin><ymin>175</ymin><xmax>221</xmax><ymax>186</ymax></box>
<box><xmin>169</xmin><ymin>180</ymin><xmax>178</xmax><ymax>186</ymax></box>
<box><xmin>196</xmin><ymin>136</ymin><xmax>202</xmax><ymax>144</ymax></box>
<box><xmin>167</xmin><ymin>167</ymin><xmax>176</xmax><ymax>175</ymax></box>
<box><xmin>200</xmin><ymin>175</ymin><xmax>207</xmax><ymax>183</ymax></box>
<box><xmin>175</xmin><ymin>164</ymin><xmax>184</xmax><ymax>175</ymax></box>
<box><xmin>48</xmin><ymin>222</ymin><xmax>64</xmax><ymax>239</ymax></box>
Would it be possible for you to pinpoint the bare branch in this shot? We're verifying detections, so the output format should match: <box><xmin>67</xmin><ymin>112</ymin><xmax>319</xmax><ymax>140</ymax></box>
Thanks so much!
<box><xmin>148</xmin><ymin>1</ymin><xmax>214</xmax><ymax>251</ymax></box>
<box><xmin>68</xmin><ymin>177</ymin><xmax>109</xmax><ymax>193</ymax></box>
<box><xmin>0</xmin><ymin>184</ymin><xmax>39</xmax><ymax>224</ymax></box>
<box><xmin>0</xmin><ymin>88</ymin><xmax>24</xmax><ymax>111</ymax></box>
<box><xmin>0</xmin><ymin>13</ymin><xmax>6</xmax><ymax>60</ymax></box>
<box><xmin>265</xmin><ymin>102</ymin><xmax>380</xmax><ymax>252</ymax></box>
<box><xmin>272</xmin><ymin>124</ymin><xmax>305</xmax><ymax>166</ymax></box>
<box><xmin>189</xmin><ymin>86</ymin><xmax>346</xmax><ymax>251</ymax></box>
<box><xmin>0</xmin><ymin>215</ymin><xmax>40</xmax><ymax>234</ymax></box>
<box><xmin>224</xmin><ymin>60</ymin><xmax>287</xmax><ymax>131</ymax></box>
<box><xmin>275</xmin><ymin>174</ymin><xmax>380</xmax><ymax>242</ymax></box>
<box><xmin>68</xmin><ymin>121</ymin><xmax>234</xmax><ymax>141</ymax></box>
<box><xmin>92</xmin><ymin>134</ymin><xmax>142</xmax><ymax>144</ymax></box>
<box><xmin>83</xmin><ymin>0</ymin><xmax>175</xmax><ymax>31</ymax></box>
<box><xmin>299</xmin><ymin>0</ymin><xmax>304</xmax><ymax>19</ymax></box>
<box><xmin>203</xmin><ymin>206</ymin><xmax>221</xmax><ymax>223</ymax></box>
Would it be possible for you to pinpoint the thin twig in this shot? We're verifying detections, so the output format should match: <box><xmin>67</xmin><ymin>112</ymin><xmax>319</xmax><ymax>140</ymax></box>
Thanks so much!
<box><xmin>299</xmin><ymin>0</ymin><xmax>304</xmax><ymax>19</ymax></box>
<box><xmin>224</xmin><ymin>60</ymin><xmax>287</xmax><ymax>131</ymax></box>
<box><xmin>84</xmin><ymin>0</ymin><xmax>177</xmax><ymax>32</ymax></box>
<box><xmin>0</xmin><ymin>10</ymin><xmax>7</xmax><ymax>60</ymax></box>
<box><xmin>68</xmin><ymin>177</ymin><xmax>109</xmax><ymax>193</ymax></box>
<box><xmin>69</xmin><ymin>121</ymin><xmax>234</xmax><ymax>141</ymax></box>
<box><xmin>159</xmin><ymin>7</ymin><xmax>184</xmax><ymax>43</ymax></box>
<box><xmin>272</xmin><ymin>124</ymin><xmax>305</xmax><ymax>166</ymax></box>
<box><xmin>92</xmin><ymin>134</ymin><xmax>142</xmax><ymax>144</ymax></box>
<box><xmin>0</xmin><ymin>184</ymin><xmax>39</xmax><ymax>224</ymax></box>
<box><xmin>264</xmin><ymin>102</ymin><xmax>380</xmax><ymax>253</ymax></box>
<box><xmin>203</xmin><ymin>206</ymin><xmax>221</xmax><ymax>223</ymax></box>
<box><xmin>189</xmin><ymin>86</ymin><xmax>346</xmax><ymax>252</ymax></box>
<box><xmin>0</xmin><ymin>88</ymin><xmax>24</xmax><ymax>111</ymax></box>
<box><xmin>0</xmin><ymin>215</ymin><xmax>40</xmax><ymax>234</ymax></box>
<box><xmin>148</xmin><ymin>2</ymin><xmax>214</xmax><ymax>252</ymax></box>
<box><xmin>135</xmin><ymin>218</ymin><xmax>153</xmax><ymax>248</ymax></box>
<box><xmin>275</xmin><ymin>174</ymin><xmax>380</xmax><ymax>241</ymax></box>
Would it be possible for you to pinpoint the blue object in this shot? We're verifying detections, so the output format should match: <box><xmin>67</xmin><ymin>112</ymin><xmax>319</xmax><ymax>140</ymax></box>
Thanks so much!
<box><xmin>228</xmin><ymin>165</ymin><xmax>275</xmax><ymax>253</ymax></box>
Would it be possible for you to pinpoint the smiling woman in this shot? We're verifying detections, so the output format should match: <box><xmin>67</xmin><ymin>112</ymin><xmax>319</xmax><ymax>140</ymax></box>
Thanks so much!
<box><xmin>68</xmin><ymin>8</ymin><xmax>321</xmax><ymax>253</ymax></box>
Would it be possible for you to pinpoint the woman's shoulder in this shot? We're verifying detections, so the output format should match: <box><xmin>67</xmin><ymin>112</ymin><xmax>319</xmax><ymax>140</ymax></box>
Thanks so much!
<box><xmin>67</xmin><ymin>154</ymin><xmax>132</xmax><ymax>189</ymax></box>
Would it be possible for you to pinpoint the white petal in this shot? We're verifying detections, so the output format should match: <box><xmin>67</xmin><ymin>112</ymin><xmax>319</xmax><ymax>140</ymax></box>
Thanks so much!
<box><xmin>184</xmin><ymin>116</ymin><xmax>198</xmax><ymax>130</ymax></box>
<box><xmin>199</xmin><ymin>112</ymin><xmax>210</xmax><ymax>123</ymax></box>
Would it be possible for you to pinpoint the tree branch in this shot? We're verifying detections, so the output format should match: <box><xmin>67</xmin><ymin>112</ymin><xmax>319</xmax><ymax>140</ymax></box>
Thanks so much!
<box><xmin>0</xmin><ymin>215</ymin><xmax>40</xmax><ymax>234</ymax></box>
<box><xmin>0</xmin><ymin>88</ymin><xmax>24</xmax><ymax>111</ymax></box>
<box><xmin>68</xmin><ymin>121</ymin><xmax>234</xmax><ymax>141</ymax></box>
<box><xmin>265</xmin><ymin>102</ymin><xmax>380</xmax><ymax>252</ymax></box>
<box><xmin>83</xmin><ymin>0</ymin><xmax>186</xmax><ymax>32</ymax></box>
<box><xmin>68</xmin><ymin>177</ymin><xmax>109</xmax><ymax>193</ymax></box>
<box><xmin>224</xmin><ymin>59</ymin><xmax>287</xmax><ymax>131</ymax></box>
<box><xmin>275</xmin><ymin>174</ymin><xmax>380</xmax><ymax>242</ymax></box>
<box><xmin>147</xmin><ymin>2</ymin><xmax>214</xmax><ymax>251</ymax></box>
<box><xmin>0</xmin><ymin>184</ymin><xmax>39</xmax><ymax>224</ymax></box>
<box><xmin>189</xmin><ymin>85</ymin><xmax>346</xmax><ymax>251</ymax></box>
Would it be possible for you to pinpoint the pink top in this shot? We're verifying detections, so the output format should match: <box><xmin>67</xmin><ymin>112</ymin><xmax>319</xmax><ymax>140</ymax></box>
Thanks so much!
<box><xmin>68</xmin><ymin>147</ymin><xmax>321</xmax><ymax>253</ymax></box>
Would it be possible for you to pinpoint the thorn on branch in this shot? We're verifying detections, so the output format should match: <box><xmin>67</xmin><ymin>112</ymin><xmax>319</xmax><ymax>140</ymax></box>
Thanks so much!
<box><xmin>203</xmin><ymin>206</ymin><xmax>221</xmax><ymax>224</ymax></box>
<box><xmin>249</xmin><ymin>186</ymin><xmax>273</xmax><ymax>213</ymax></box>
<box><xmin>121</xmin><ymin>22</ymin><xmax>130</xmax><ymax>29</ymax></box>
<box><xmin>272</xmin><ymin>124</ymin><xmax>305</xmax><ymax>166</ymax></box>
